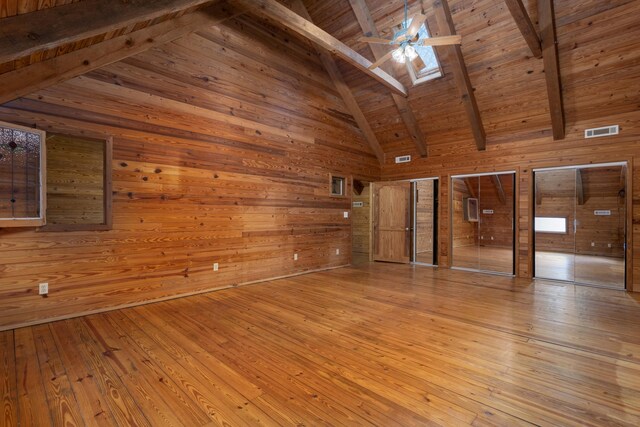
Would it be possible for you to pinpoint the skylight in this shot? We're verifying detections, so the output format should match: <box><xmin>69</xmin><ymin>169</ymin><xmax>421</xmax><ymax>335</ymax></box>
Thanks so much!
<box><xmin>405</xmin><ymin>19</ymin><xmax>443</xmax><ymax>85</ymax></box>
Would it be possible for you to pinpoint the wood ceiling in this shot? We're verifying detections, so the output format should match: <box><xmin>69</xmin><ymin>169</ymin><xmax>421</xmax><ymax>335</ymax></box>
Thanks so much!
<box><xmin>0</xmin><ymin>0</ymin><xmax>638</xmax><ymax>165</ymax></box>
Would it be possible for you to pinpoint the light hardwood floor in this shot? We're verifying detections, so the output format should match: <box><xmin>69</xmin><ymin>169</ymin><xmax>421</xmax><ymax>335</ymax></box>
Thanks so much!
<box><xmin>2</xmin><ymin>263</ymin><xmax>640</xmax><ymax>426</ymax></box>
<box><xmin>536</xmin><ymin>251</ymin><xmax>626</xmax><ymax>289</ymax></box>
<box><xmin>452</xmin><ymin>245</ymin><xmax>515</xmax><ymax>274</ymax></box>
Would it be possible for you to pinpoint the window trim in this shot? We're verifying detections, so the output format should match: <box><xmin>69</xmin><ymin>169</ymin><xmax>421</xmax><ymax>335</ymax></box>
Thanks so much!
<box><xmin>330</xmin><ymin>174</ymin><xmax>346</xmax><ymax>197</ymax></box>
<box><xmin>39</xmin><ymin>135</ymin><xmax>113</xmax><ymax>232</ymax></box>
<box><xmin>0</xmin><ymin>121</ymin><xmax>47</xmax><ymax>228</ymax></box>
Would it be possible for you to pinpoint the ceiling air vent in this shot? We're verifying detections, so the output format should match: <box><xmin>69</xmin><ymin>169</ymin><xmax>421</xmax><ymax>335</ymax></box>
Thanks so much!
<box><xmin>395</xmin><ymin>155</ymin><xmax>412</xmax><ymax>164</ymax></box>
<box><xmin>585</xmin><ymin>125</ymin><xmax>619</xmax><ymax>139</ymax></box>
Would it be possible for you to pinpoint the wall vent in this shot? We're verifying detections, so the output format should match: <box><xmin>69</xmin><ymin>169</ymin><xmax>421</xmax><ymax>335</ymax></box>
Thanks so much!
<box><xmin>585</xmin><ymin>125</ymin><xmax>619</xmax><ymax>139</ymax></box>
<box><xmin>395</xmin><ymin>155</ymin><xmax>412</xmax><ymax>164</ymax></box>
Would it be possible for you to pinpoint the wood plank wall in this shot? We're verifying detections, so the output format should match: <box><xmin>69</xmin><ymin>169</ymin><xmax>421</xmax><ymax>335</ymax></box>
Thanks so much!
<box><xmin>351</xmin><ymin>183</ymin><xmax>371</xmax><ymax>254</ymax></box>
<box><xmin>306</xmin><ymin>0</ymin><xmax>640</xmax><ymax>291</ymax></box>
<box><xmin>0</xmin><ymin>16</ymin><xmax>380</xmax><ymax>330</ymax></box>
<box><xmin>415</xmin><ymin>179</ymin><xmax>434</xmax><ymax>254</ymax></box>
<box><xmin>451</xmin><ymin>178</ymin><xmax>477</xmax><ymax>248</ymax></box>
<box><xmin>477</xmin><ymin>175</ymin><xmax>514</xmax><ymax>249</ymax></box>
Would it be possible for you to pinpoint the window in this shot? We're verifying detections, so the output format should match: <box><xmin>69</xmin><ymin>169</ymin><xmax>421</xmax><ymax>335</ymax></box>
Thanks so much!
<box><xmin>535</xmin><ymin>217</ymin><xmax>567</xmax><ymax>234</ymax></box>
<box><xmin>405</xmin><ymin>20</ymin><xmax>443</xmax><ymax>85</ymax></box>
<box><xmin>0</xmin><ymin>121</ymin><xmax>46</xmax><ymax>227</ymax></box>
<box><xmin>331</xmin><ymin>175</ymin><xmax>346</xmax><ymax>196</ymax></box>
<box><xmin>41</xmin><ymin>134</ymin><xmax>112</xmax><ymax>231</ymax></box>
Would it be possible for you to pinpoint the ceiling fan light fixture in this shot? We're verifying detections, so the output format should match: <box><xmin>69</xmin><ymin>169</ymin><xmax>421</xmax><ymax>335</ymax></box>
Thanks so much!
<box><xmin>404</xmin><ymin>44</ymin><xmax>418</xmax><ymax>61</ymax></box>
<box><xmin>392</xmin><ymin>47</ymin><xmax>407</xmax><ymax>63</ymax></box>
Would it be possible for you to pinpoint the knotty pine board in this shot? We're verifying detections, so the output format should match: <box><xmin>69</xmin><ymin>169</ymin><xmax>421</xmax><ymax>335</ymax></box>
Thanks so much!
<box><xmin>305</xmin><ymin>0</ymin><xmax>640</xmax><ymax>289</ymax></box>
<box><xmin>0</xmin><ymin>16</ymin><xmax>380</xmax><ymax>330</ymax></box>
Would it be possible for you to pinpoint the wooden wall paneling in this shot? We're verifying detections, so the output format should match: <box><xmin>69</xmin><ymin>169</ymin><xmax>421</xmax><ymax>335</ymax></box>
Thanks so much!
<box><xmin>0</xmin><ymin>2</ymin><xmax>240</xmax><ymax>105</ymax></box>
<box><xmin>0</xmin><ymin>0</ymin><xmax>218</xmax><ymax>64</ymax></box>
<box><xmin>626</xmin><ymin>158</ymin><xmax>633</xmax><ymax>292</ymax></box>
<box><xmin>520</xmin><ymin>167</ymin><xmax>532</xmax><ymax>278</ymax></box>
<box><xmin>432</xmin><ymin>0</ymin><xmax>486</xmax><ymax>151</ymax></box>
<box><xmin>451</xmin><ymin>177</ymin><xmax>478</xmax><ymax>249</ymax></box>
<box><xmin>415</xmin><ymin>180</ymin><xmax>435</xmax><ymax>256</ymax></box>
<box><xmin>503</xmin><ymin>0</ymin><xmax>542</xmax><ymax>58</ymax></box>
<box><xmin>229</xmin><ymin>0</ymin><xmax>408</xmax><ymax>96</ymax></box>
<box><xmin>478</xmin><ymin>174</ymin><xmax>514</xmax><ymax>248</ymax></box>
<box><xmin>289</xmin><ymin>0</ymin><xmax>385</xmax><ymax>163</ymax></box>
<box><xmin>352</xmin><ymin>182</ymin><xmax>370</xmax><ymax>255</ymax></box>
<box><xmin>0</xmin><ymin>15</ymin><xmax>380</xmax><ymax>330</ymax></box>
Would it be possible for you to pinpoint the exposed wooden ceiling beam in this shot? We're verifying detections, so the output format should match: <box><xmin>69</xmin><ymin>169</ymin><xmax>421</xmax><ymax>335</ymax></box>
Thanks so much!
<box><xmin>504</xmin><ymin>0</ymin><xmax>542</xmax><ymax>58</ymax></box>
<box><xmin>464</xmin><ymin>178</ymin><xmax>477</xmax><ymax>199</ymax></box>
<box><xmin>0</xmin><ymin>0</ymin><xmax>218</xmax><ymax>65</ymax></box>
<box><xmin>348</xmin><ymin>0</ymin><xmax>429</xmax><ymax>158</ymax></box>
<box><xmin>229</xmin><ymin>0</ymin><xmax>407</xmax><ymax>97</ymax></box>
<box><xmin>433</xmin><ymin>0</ymin><xmax>486</xmax><ymax>151</ymax></box>
<box><xmin>491</xmin><ymin>175</ymin><xmax>506</xmax><ymax>204</ymax></box>
<box><xmin>538</xmin><ymin>0</ymin><xmax>565</xmax><ymax>140</ymax></box>
<box><xmin>0</xmin><ymin>3</ymin><xmax>239</xmax><ymax>106</ymax></box>
<box><xmin>289</xmin><ymin>0</ymin><xmax>385</xmax><ymax>163</ymax></box>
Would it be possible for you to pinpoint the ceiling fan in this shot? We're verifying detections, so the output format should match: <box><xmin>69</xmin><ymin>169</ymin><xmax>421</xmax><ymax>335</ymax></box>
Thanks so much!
<box><xmin>360</xmin><ymin>0</ymin><xmax>462</xmax><ymax>70</ymax></box>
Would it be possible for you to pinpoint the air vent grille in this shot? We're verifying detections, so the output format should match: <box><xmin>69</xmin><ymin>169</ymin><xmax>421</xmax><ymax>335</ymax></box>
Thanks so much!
<box><xmin>585</xmin><ymin>125</ymin><xmax>619</xmax><ymax>138</ymax></box>
<box><xmin>395</xmin><ymin>155</ymin><xmax>412</xmax><ymax>164</ymax></box>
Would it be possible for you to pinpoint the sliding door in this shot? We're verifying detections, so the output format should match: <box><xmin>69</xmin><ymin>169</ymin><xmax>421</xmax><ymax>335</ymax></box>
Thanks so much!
<box><xmin>451</xmin><ymin>172</ymin><xmax>515</xmax><ymax>275</ymax></box>
<box><xmin>534</xmin><ymin>164</ymin><xmax>626</xmax><ymax>289</ymax></box>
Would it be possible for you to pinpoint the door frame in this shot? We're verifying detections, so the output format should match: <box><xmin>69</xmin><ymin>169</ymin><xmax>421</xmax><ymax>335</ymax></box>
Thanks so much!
<box><xmin>532</xmin><ymin>161</ymin><xmax>630</xmax><ymax>289</ymax></box>
<box><xmin>370</xmin><ymin>177</ymin><xmax>440</xmax><ymax>265</ymax></box>
<box><xmin>450</xmin><ymin>170</ymin><xmax>517</xmax><ymax>276</ymax></box>
<box><xmin>411</xmin><ymin>177</ymin><xmax>439</xmax><ymax>267</ymax></box>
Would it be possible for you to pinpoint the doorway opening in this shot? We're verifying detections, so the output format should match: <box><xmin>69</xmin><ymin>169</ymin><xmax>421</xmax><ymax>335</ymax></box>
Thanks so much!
<box><xmin>450</xmin><ymin>172</ymin><xmax>516</xmax><ymax>276</ymax></box>
<box><xmin>371</xmin><ymin>178</ymin><xmax>438</xmax><ymax>265</ymax></box>
<box><xmin>533</xmin><ymin>163</ymin><xmax>627</xmax><ymax>289</ymax></box>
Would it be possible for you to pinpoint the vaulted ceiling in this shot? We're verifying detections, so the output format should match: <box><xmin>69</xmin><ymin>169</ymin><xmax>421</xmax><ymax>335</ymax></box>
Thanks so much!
<box><xmin>1</xmin><ymin>0</ymin><xmax>639</xmax><ymax>167</ymax></box>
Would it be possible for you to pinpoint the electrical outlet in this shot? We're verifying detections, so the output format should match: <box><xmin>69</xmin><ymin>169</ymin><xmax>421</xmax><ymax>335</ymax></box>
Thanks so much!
<box><xmin>39</xmin><ymin>282</ymin><xmax>48</xmax><ymax>295</ymax></box>
<box><xmin>591</xmin><ymin>242</ymin><xmax>595</xmax><ymax>247</ymax></box>
<box><xmin>343</xmin><ymin>211</ymin><xmax>349</xmax><ymax>219</ymax></box>
<box><xmin>213</xmin><ymin>263</ymin><xmax>219</xmax><ymax>271</ymax></box>
<box><xmin>608</xmin><ymin>243</ymin><xmax>612</xmax><ymax>248</ymax></box>
<box><xmin>294</xmin><ymin>253</ymin><xmax>298</xmax><ymax>261</ymax></box>
<box><xmin>336</xmin><ymin>248</ymin><xmax>340</xmax><ymax>255</ymax></box>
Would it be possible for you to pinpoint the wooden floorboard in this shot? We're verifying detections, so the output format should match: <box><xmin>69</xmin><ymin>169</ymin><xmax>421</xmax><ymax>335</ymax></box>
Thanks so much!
<box><xmin>4</xmin><ymin>262</ymin><xmax>640</xmax><ymax>426</ymax></box>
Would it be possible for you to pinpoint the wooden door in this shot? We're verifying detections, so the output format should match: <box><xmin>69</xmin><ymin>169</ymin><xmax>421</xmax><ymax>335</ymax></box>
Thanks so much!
<box><xmin>372</xmin><ymin>181</ymin><xmax>411</xmax><ymax>263</ymax></box>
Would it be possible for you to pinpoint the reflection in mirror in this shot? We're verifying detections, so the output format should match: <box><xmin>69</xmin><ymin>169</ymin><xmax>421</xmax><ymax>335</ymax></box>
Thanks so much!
<box><xmin>477</xmin><ymin>174</ymin><xmax>514</xmax><ymax>274</ymax></box>
<box><xmin>451</xmin><ymin>173</ymin><xmax>515</xmax><ymax>274</ymax></box>
<box><xmin>413</xmin><ymin>179</ymin><xmax>437</xmax><ymax>265</ymax></box>
<box><xmin>534</xmin><ymin>165</ymin><xmax>626</xmax><ymax>289</ymax></box>
<box><xmin>451</xmin><ymin>177</ymin><xmax>479</xmax><ymax>270</ymax></box>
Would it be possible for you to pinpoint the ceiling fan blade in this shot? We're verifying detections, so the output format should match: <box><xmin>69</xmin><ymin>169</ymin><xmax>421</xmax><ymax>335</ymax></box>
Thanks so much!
<box><xmin>359</xmin><ymin>36</ymin><xmax>396</xmax><ymax>45</ymax></box>
<box><xmin>368</xmin><ymin>49</ymin><xmax>395</xmax><ymax>70</ymax></box>
<box><xmin>406</xmin><ymin>13</ymin><xmax>428</xmax><ymax>38</ymax></box>
<box><xmin>419</xmin><ymin>34</ymin><xmax>462</xmax><ymax>46</ymax></box>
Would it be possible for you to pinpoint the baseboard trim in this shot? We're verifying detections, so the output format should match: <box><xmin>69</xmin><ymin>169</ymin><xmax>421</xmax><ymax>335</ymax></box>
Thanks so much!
<box><xmin>2</xmin><ymin>264</ymin><xmax>350</xmax><ymax>332</ymax></box>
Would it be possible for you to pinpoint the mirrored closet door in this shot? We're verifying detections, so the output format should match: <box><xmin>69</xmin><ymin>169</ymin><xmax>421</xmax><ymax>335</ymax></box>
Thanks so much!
<box><xmin>450</xmin><ymin>172</ymin><xmax>515</xmax><ymax>275</ymax></box>
<box><xmin>534</xmin><ymin>163</ymin><xmax>627</xmax><ymax>289</ymax></box>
